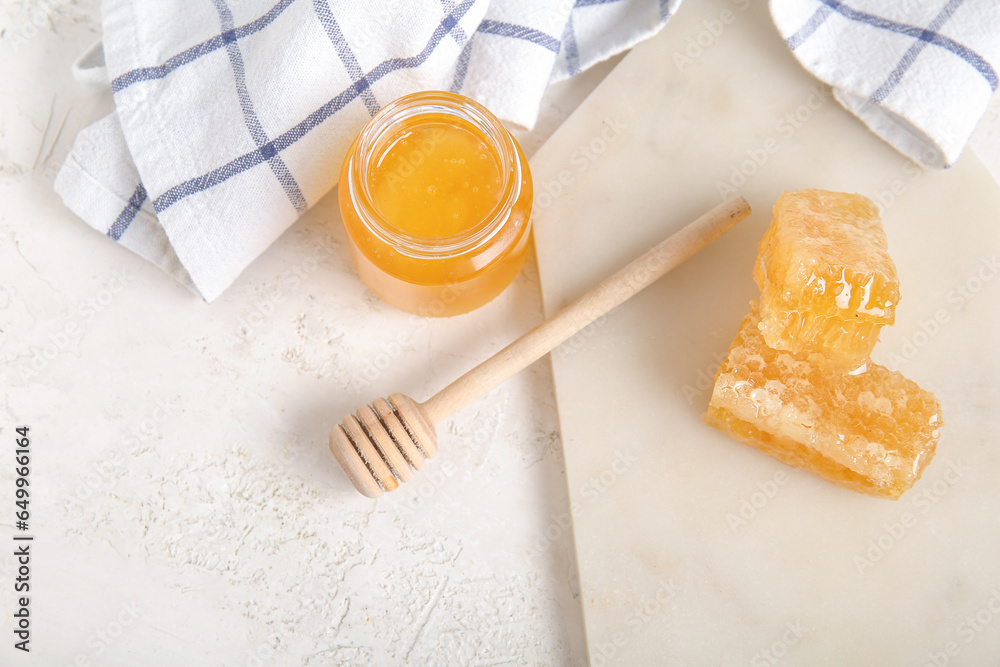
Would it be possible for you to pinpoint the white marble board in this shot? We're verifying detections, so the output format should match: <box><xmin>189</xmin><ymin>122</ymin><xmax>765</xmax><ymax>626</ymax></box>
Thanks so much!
<box><xmin>530</xmin><ymin>0</ymin><xmax>1000</xmax><ymax>664</ymax></box>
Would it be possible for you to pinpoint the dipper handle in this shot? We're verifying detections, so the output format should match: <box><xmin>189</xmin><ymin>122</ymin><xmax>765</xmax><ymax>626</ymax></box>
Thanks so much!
<box><xmin>420</xmin><ymin>196</ymin><xmax>752</xmax><ymax>424</ymax></box>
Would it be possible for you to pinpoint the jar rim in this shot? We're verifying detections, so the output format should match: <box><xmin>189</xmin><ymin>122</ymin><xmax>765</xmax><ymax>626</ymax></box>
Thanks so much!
<box><xmin>345</xmin><ymin>91</ymin><xmax>522</xmax><ymax>259</ymax></box>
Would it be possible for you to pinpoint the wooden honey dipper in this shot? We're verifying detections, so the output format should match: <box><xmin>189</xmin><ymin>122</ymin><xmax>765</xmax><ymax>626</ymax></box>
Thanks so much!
<box><xmin>330</xmin><ymin>197</ymin><xmax>752</xmax><ymax>497</ymax></box>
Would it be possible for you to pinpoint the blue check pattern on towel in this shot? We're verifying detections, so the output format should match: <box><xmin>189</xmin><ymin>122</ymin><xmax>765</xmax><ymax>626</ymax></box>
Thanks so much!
<box><xmin>772</xmin><ymin>0</ymin><xmax>1000</xmax><ymax>170</ymax></box>
<box><xmin>55</xmin><ymin>0</ymin><xmax>682</xmax><ymax>301</ymax></box>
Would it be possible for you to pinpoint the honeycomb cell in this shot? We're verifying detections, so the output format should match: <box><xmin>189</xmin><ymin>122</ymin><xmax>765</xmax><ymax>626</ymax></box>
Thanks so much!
<box><xmin>705</xmin><ymin>305</ymin><xmax>942</xmax><ymax>499</ymax></box>
<box><xmin>754</xmin><ymin>189</ymin><xmax>900</xmax><ymax>369</ymax></box>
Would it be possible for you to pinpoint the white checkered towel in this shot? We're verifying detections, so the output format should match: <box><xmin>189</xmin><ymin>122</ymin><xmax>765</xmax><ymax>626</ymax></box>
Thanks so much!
<box><xmin>55</xmin><ymin>0</ymin><xmax>682</xmax><ymax>302</ymax></box>
<box><xmin>771</xmin><ymin>0</ymin><xmax>1000</xmax><ymax>169</ymax></box>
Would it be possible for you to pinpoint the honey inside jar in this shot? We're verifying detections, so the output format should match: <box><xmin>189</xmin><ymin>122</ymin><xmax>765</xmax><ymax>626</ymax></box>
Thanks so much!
<box><xmin>370</xmin><ymin>122</ymin><xmax>502</xmax><ymax>237</ymax></box>
<box><xmin>339</xmin><ymin>92</ymin><xmax>533</xmax><ymax>317</ymax></box>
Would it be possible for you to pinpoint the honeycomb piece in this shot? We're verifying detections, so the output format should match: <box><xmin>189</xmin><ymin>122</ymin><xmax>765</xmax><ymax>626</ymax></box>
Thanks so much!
<box><xmin>705</xmin><ymin>304</ymin><xmax>941</xmax><ymax>499</ymax></box>
<box><xmin>754</xmin><ymin>189</ymin><xmax>900</xmax><ymax>369</ymax></box>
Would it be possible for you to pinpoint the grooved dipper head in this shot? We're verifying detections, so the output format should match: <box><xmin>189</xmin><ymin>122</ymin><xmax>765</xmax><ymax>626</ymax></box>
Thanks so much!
<box><xmin>329</xmin><ymin>393</ymin><xmax>438</xmax><ymax>498</ymax></box>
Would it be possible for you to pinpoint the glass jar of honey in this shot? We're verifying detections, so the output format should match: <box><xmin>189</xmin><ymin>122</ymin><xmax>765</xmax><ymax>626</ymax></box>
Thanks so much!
<box><xmin>339</xmin><ymin>91</ymin><xmax>532</xmax><ymax>317</ymax></box>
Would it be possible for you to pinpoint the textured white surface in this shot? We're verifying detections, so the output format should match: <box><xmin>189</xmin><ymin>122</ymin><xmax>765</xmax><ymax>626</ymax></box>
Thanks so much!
<box><xmin>531</xmin><ymin>0</ymin><xmax>1000</xmax><ymax>665</ymax></box>
<box><xmin>0</xmin><ymin>2</ymin><xmax>626</xmax><ymax>664</ymax></box>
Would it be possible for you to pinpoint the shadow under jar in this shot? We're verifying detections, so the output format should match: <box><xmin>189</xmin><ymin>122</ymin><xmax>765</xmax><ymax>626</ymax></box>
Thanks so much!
<box><xmin>339</xmin><ymin>91</ymin><xmax>533</xmax><ymax>317</ymax></box>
